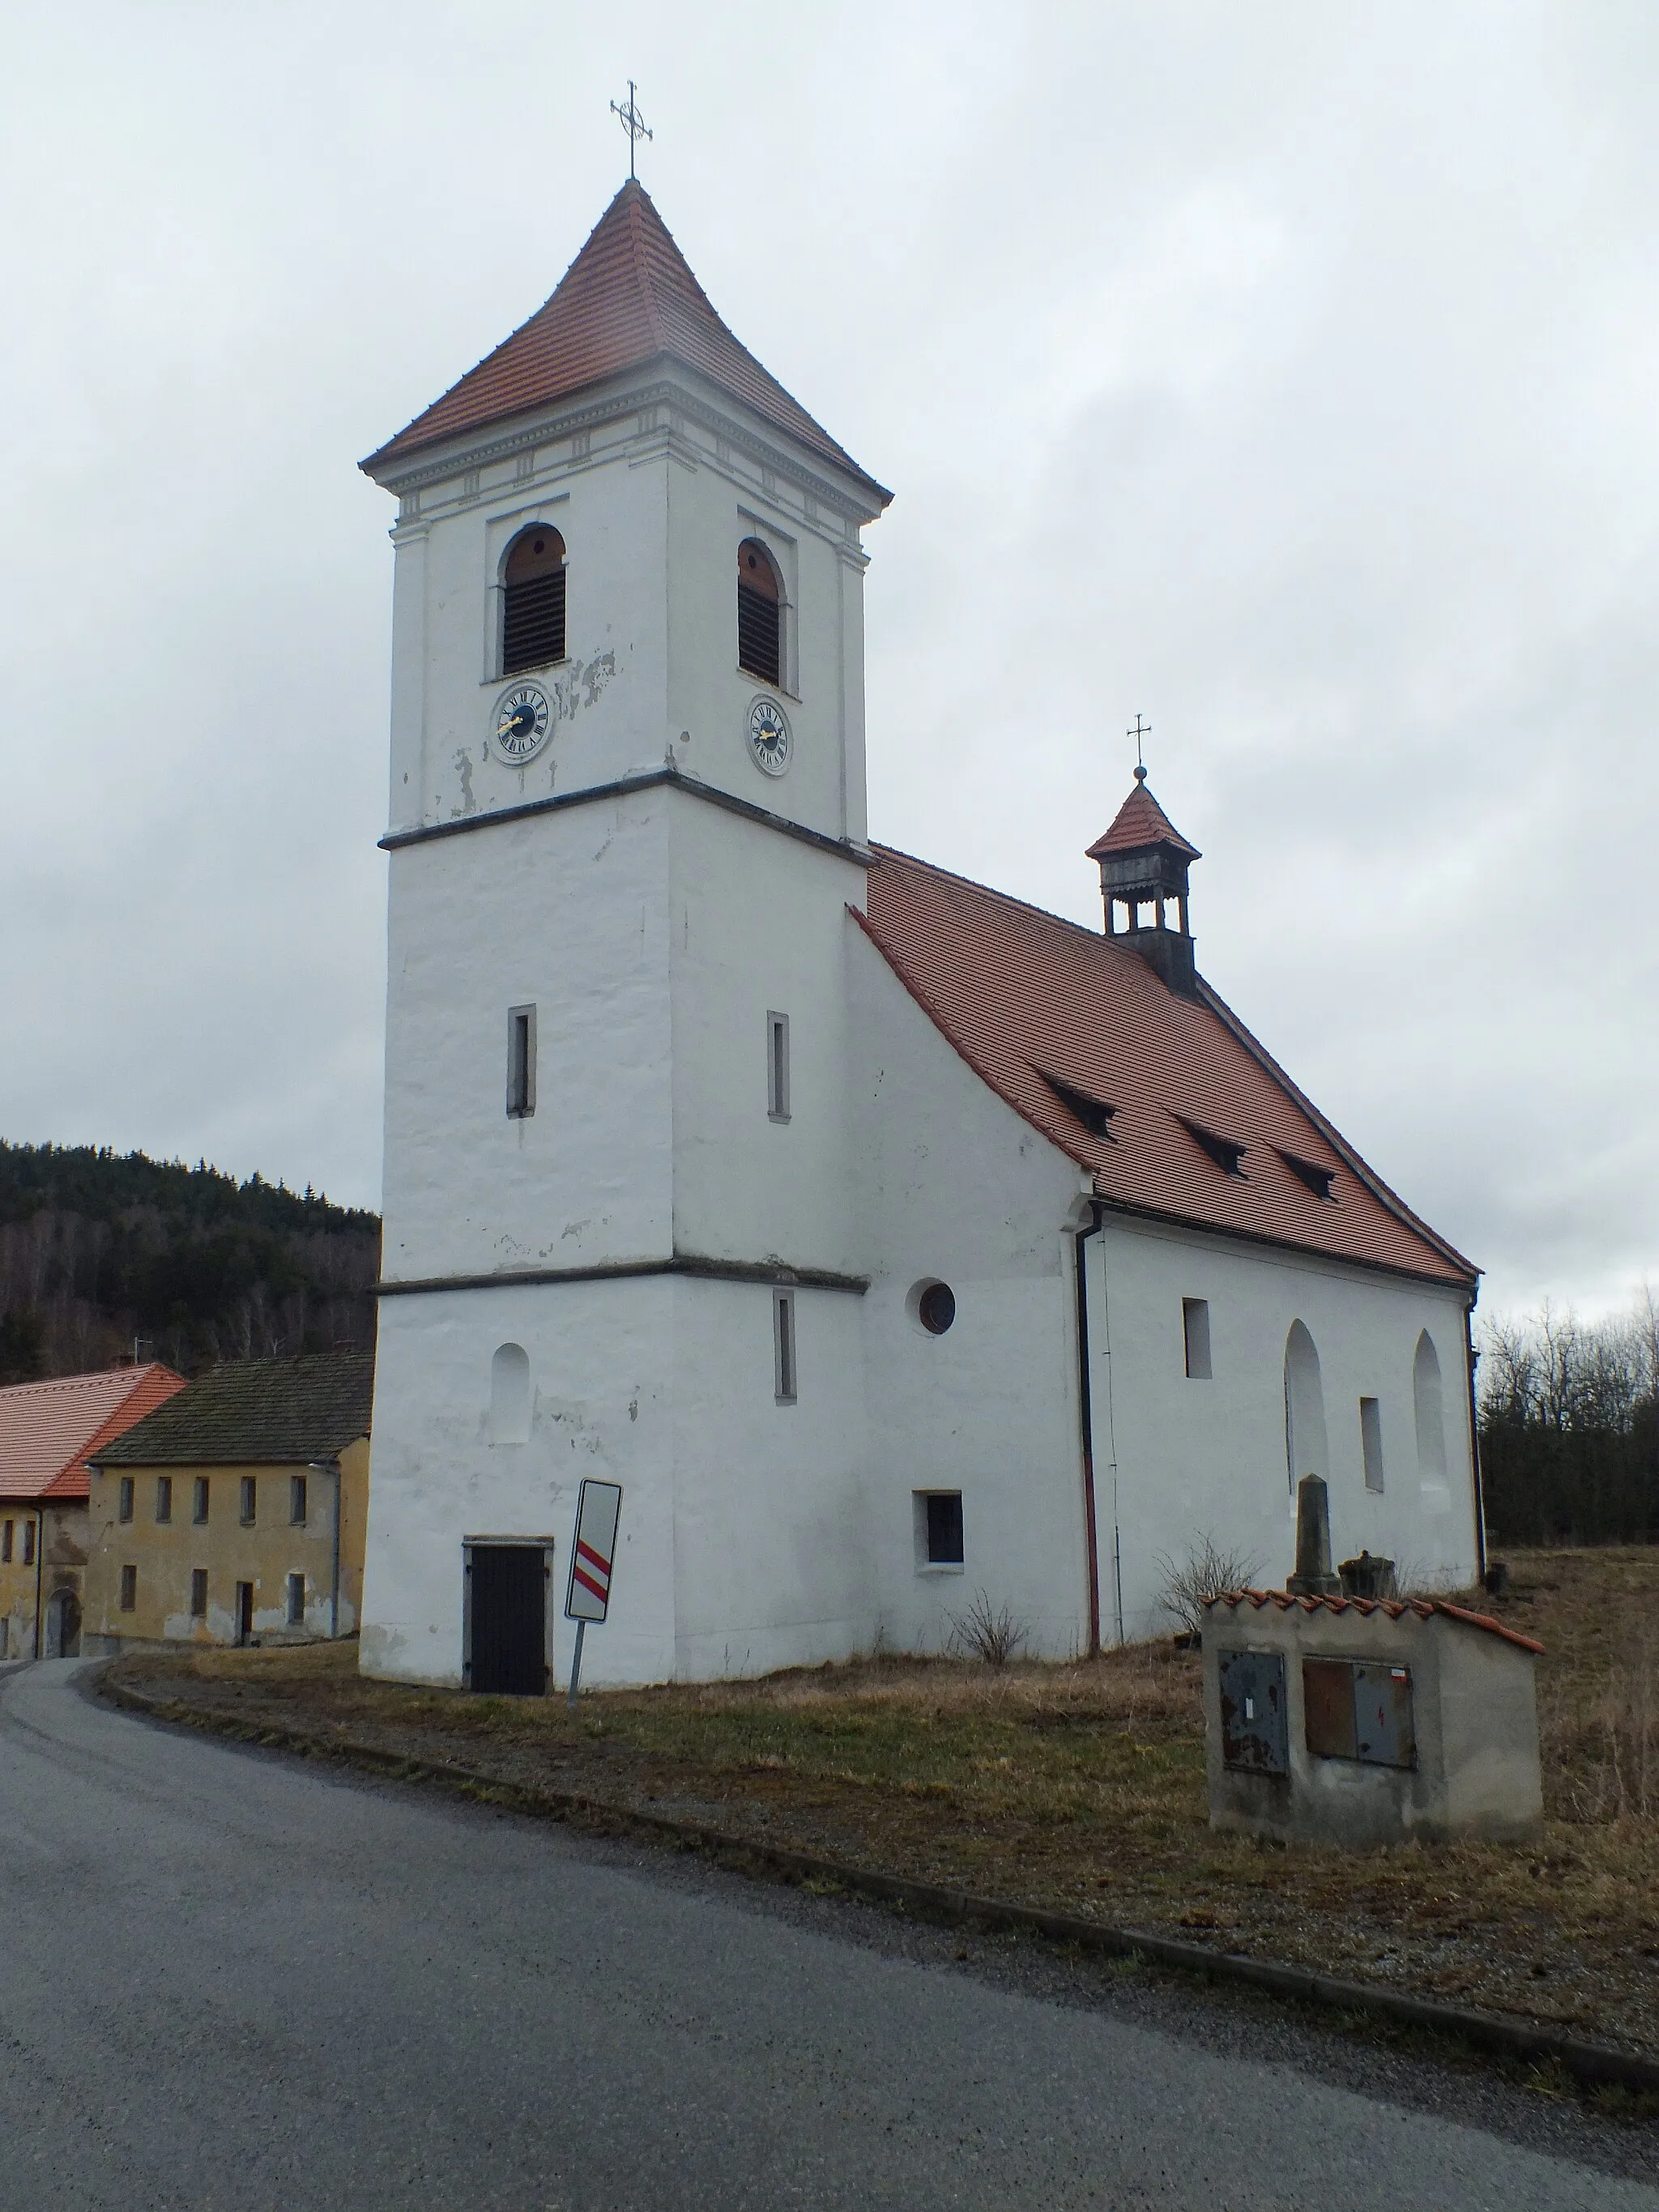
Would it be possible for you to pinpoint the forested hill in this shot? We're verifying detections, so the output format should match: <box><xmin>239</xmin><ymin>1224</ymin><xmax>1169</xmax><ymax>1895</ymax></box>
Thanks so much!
<box><xmin>0</xmin><ymin>1142</ymin><xmax>381</xmax><ymax>1383</ymax></box>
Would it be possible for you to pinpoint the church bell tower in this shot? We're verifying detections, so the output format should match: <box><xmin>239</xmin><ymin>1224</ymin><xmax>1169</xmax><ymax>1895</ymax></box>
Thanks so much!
<box><xmin>357</xmin><ymin>177</ymin><xmax>891</xmax><ymax>1691</ymax></box>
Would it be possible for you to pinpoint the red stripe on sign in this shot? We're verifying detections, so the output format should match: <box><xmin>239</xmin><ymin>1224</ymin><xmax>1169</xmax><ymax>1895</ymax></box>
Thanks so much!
<box><xmin>577</xmin><ymin>1540</ymin><xmax>611</xmax><ymax>1578</ymax></box>
<box><xmin>572</xmin><ymin>1566</ymin><xmax>608</xmax><ymax>1603</ymax></box>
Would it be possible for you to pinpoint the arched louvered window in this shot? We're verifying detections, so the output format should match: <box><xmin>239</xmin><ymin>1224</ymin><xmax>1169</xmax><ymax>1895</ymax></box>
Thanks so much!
<box><xmin>501</xmin><ymin>526</ymin><xmax>567</xmax><ymax>675</ymax></box>
<box><xmin>737</xmin><ymin>538</ymin><xmax>782</xmax><ymax>686</ymax></box>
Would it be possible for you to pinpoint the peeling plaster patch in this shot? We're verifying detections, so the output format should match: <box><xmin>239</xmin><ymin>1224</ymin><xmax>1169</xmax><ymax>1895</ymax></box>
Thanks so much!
<box><xmin>452</xmin><ymin>747</ymin><xmax>477</xmax><ymax>816</ymax></box>
<box><xmin>629</xmin><ymin>1399</ymin><xmax>638</xmax><ymax>1422</ymax></box>
<box><xmin>561</xmin><ymin>1219</ymin><xmax>591</xmax><ymax>1240</ymax></box>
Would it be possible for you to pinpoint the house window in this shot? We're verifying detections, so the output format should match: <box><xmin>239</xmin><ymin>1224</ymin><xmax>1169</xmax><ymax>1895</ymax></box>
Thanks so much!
<box><xmin>118</xmin><ymin>1477</ymin><xmax>134</xmax><ymax>1523</ymax></box>
<box><xmin>737</xmin><ymin>539</ymin><xmax>782</xmax><ymax>685</ymax></box>
<box><xmin>193</xmin><ymin>1477</ymin><xmax>210</xmax><ymax>1525</ymax></box>
<box><xmin>917</xmin><ymin>1282</ymin><xmax>956</xmax><ymax>1336</ymax></box>
<box><xmin>0</xmin><ymin>1619</ymin><xmax>8</xmax><ymax>1657</ymax></box>
<box><xmin>190</xmin><ymin>1568</ymin><xmax>208</xmax><ymax>1618</ymax></box>
<box><xmin>1360</xmin><ymin>1396</ymin><xmax>1385</xmax><ymax>1493</ymax></box>
<box><xmin>916</xmin><ymin>1490</ymin><xmax>965</xmax><ymax>1570</ymax></box>
<box><xmin>22</xmin><ymin>1520</ymin><xmax>35</xmax><ymax>1567</ymax></box>
<box><xmin>501</xmin><ymin>526</ymin><xmax>566</xmax><ymax>675</ymax></box>
<box><xmin>506</xmin><ymin>1004</ymin><xmax>536</xmax><ymax>1119</ymax></box>
<box><xmin>119</xmin><ymin>1564</ymin><xmax>137</xmax><ymax>1613</ymax></box>
<box><xmin>289</xmin><ymin>1475</ymin><xmax>308</xmax><ymax>1527</ymax></box>
<box><xmin>774</xmin><ymin>1289</ymin><xmax>797</xmax><ymax>1404</ymax></box>
<box><xmin>2</xmin><ymin>1519</ymin><xmax>12</xmax><ymax>1562</ymax></box>
<box><xmin>156</xmin><ymin>1476</ymin><xmax>173</xmax><ymax>1524</ymax></box>
<box><xmin>286</xmin><ymin>1573</ymin><xmax>305</xmax><ymax>1627</ymax></box>
<box><xmin>240</xmin><ymin>1477</ymin><xmax>257</xmax><ymax>1527</ymax></box>
<box><xmin>1183</xmin><ymin>1298</ymin><xmax>1213</xmax><ymax>1380</ymax></box>
<box><xmin>766</xmin><ymin>1012</ymin><xmax>791</xmax><ymax>1122</ymax></box>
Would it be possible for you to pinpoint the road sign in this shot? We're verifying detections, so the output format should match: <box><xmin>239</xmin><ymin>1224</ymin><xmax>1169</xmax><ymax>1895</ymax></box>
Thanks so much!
<box><xmin>565</xmin><ymin>1479</ymin><xmax>622</xmax><ymax>1622</ymax></box>
<box><xmin>564</xmin><ymin>1479</ymin><xmax>622</xmax><ymax>1709</ymax></box>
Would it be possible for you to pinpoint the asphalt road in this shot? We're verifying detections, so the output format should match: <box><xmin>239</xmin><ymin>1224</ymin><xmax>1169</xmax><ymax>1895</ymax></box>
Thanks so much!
<box><xmin>2</xmin><ymin>1660</ymin><xmax>1655</xmax><ymax>2211</ymax></box>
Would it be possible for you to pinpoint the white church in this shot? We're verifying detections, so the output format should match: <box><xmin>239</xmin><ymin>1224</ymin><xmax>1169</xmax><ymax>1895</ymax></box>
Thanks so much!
<box><xmin>357</xmin><ymin>179</ymin><xmax>1482</xmax><ymax>1692</ymax></box>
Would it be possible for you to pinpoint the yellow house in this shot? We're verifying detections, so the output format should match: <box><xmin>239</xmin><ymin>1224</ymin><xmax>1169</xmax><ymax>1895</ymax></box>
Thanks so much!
<box><xmin>83</xmin><ymin>1350</ymin><xmax>373</xmax><ymax>1653</ymax></box>
<box><xmin>0</xmin><ymin>1363</ymin><xmax>186</xmax><ymax>1660</ymax></box>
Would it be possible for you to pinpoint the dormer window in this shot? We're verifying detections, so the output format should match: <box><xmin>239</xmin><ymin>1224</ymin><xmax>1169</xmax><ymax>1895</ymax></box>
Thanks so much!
<box><xmin>1179</xmin><ymin>1115</ymin><xmax>1247</xmax><ymax>1178</ymax></box>
<box><xmin>501</xmin><ymin>526</ymin><xmax>566</xmax><ymax>675</ymax></box>
<box><xmin>1278</xmin><ymin>1149</ymin><xmax>1337</xmax><ymax>1202</ymax></box>
<box><xmin>737</xmin><ymin>539</ymin><xmax>782</xmax><ymax>685</ymax></box>
<box><xmin>1038</xmin><ymin>1071</ymin><xmax>1116</xmax><ymax>1141</ymax></box>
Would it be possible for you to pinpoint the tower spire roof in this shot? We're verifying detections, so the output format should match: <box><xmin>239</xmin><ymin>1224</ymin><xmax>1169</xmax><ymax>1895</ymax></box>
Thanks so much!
<box><xmin>1085</xmin><ymin>778</ymin><xmax>1201</xmax><ymax>864</ymax></box>
<box><xmin>364</xmin><ymin>181</ymin><xmax>889</xmax><ymax>501</ymax></box>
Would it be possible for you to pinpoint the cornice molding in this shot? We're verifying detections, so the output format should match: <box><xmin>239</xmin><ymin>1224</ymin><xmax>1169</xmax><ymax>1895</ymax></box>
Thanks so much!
<box><xmin>377</xmin><ymin>1252</ymin><xmax>870</xmax><ymax>1298</ymax></box>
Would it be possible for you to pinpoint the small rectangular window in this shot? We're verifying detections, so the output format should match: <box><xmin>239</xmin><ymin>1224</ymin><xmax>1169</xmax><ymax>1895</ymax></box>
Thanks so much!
<box><xmin>119</xmin><ymin>1563</ymin><xmax>138</xmax><ymax>1613</ymax></box>
<box><xmin>773</xmin><ymin>1289</ymin><xmax>797</xmax><ymax>1404</ymax></box>
<box><xmin>2</xmin><ymin>1519</ymin><xmax>11</xmax><ymax>1563</ymax></box>
<box><xmin>0</xmin><ymin>1619</ymin><xmax>8</xmax><ymax>1658</ymax></box>
<box><xmin>506</xmin><ymin>1004</ymin><xmax>537</xmax><ymax>1119</ymax></box>
<box><xmin>156</xmin><ymin>1476</ymin><xmax>173</xmax><ymax>1524</ymax></box>
<box><xmin>286</xmin><ymin>1573</ymin><xmax>305</xmax><ymax>1627</ymax></box>
<box><xmin>1182</xmin><ymin>1298</ymin><xmax>1213</xmax><ymax>1380</ymax></box>
<box><xmin>290</xmin><ymin>1474</ymin><xmax>308</xmax><ymax>1527</ymax></box>
<box><xmin>1360</xmin><ymin>1396</ymin><xmax>1385</xmax><ymax>1493</ymax></box>
<box><xmin>193</xmin><ymin>1477</ymin><xmax>210</xmax><ymax>1524</ymax></box>
<box><xmin>190</xmin><ymin>1568</ymin><xmax>208</xmax><ymax>1618</ymax></box>
<box><xmin>766</xmin><ymin>1011</ymin><xmax>791</xmax><ymax>1122</ymax></box>
<box><xmin>240</xmin><ymin>1477</ymin><xmax>257</xmax><ymax>1527</ymax></box>
<box><xmin>117</xmin><ymin>1476</ymin><xmax>134</xmax><ymax>1523</ymax></box>
<box><xmin>22</xmin><ymin>1521</ymin><xmax>36</xmax><ymax>1568</ymax></box>
<box><xmin>919</xmin><ymin>1491</ymin><xmax>965</xmax><ymax>1568</ymax></box>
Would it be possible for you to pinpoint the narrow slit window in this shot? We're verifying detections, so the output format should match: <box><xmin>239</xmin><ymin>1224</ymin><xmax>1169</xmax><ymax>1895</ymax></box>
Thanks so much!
<box><xmin>156</xmin><ymin>1476</ymin><xmax>173</xmax><ymax>1524</ymax></box>
<box><xmin>767</xmin><ymin>1011</ymin><xmax>791</xmax><ymax>1122</ymax></box>
<box><xmin>286</xmin><ymin>1573</ymin><xmax>305</xmax><ymax>1627</ymax></box>
<box><xmin>117</xmin><ymin>1476</ymin><xmax>134</xmax><ymax>1524</ymax></box>
<box><xmin>507</xmin><ymin>1004</ymin><xmax>536</xmax><ymax>1119</ymax></box>
<box><xmin>774</xmin><ymin>1289</ymin><xmax>797</xmax><ymax>1404</ymax></box>
<box><xmin>1183</xmin><ymin>1298</ymin><xmax>1213</xmax><ymax>1380</ymax></box>
<box><xmin>190</xmin><ymin>1568</ymin><xmax>208</xmax><ymax>1618</ymax></box>
<box><xmin>119</xmin><ymin>1564</ymin><xmax>137</xmax><ymax>1613</ymax></box>
<box><xmin>737</xmin><ymin>539</ymin><xmax>782</xmax><ymax>685</ymax></box>
<box><xmin>1</xmin><ymin>1520</ymin><xmax>11</xmax><ymax>1563</ymax></box>
<box><xmin>1360</xmin><ymin>1396</ymin><xmax>1385</xmax><ymax>1493</ymax></box>
<box><xmin>501</xmin><ymin>526</ymin><xmax>566</xmax><ymax>675</ymax></box>
<box><xmin>921</xmin><ymin>1491</ymin><xmax>965</xmax><ymax>1567</ymax></box>
<box><xmin>240</xmin><ymin>1477</ymin><xmax>257</xmax><ymax>1527</ymax></box>
<box><xmin>193</xmin><ymin>1477</ymin><xmax>210</xmax><ymax>1525</ymax></box>
<box><xmin>289</xmin><ymin>1474</ymin><xmax>308</xmax><ymax>1527</ymax></box>
<box><xmin>22</xmin><ymin>1521</ymin><xmax>35</xmax><ymax>1567</ymax></box>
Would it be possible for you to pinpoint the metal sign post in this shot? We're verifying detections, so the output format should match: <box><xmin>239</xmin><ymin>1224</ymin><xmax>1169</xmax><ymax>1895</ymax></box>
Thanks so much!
<box><xmin>564</xmin><ymin>1478</ymin><xmax>622</xmax><ymax>1711</ymax></box>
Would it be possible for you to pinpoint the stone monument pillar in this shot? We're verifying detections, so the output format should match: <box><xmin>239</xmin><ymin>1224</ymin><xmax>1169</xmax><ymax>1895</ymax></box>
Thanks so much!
<box><xmin>1286</xmin><ymin>1473</ymin><xmax>1341</xmax><ymax>1596</ymax></box>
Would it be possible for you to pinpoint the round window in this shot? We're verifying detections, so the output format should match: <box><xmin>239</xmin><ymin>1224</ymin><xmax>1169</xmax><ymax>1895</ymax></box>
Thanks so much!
<box><xmin>917</xmin><ymin>1281</ymin><xmax>956</xmax><ymax>1336</ymax></box>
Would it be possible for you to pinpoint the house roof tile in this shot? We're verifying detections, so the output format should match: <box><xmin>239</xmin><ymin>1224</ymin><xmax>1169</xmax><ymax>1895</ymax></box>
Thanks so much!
<box><xmin>1204</xmin><ymin>1588</ymin><xmax>1544</xmax><ymax>1656</ymax></box>
<box><xmin>90</xmin><ymin>1351</ymin><xmax>374</xmax><ymax>1468</ymax></box>
<box><xmin>0</xmin><ymin>1365</ymin><xmax>186</xmax><ymax>1503</ymax></box>
<box><xmin>365</xmin><ymin>182</ymin><xmax>889</xmax><ymax>502</ymax></box>
<box><xmin>857</xmin><ymin>841</ymin><xmax>1475</xmax><ymax>1286</ymax></box>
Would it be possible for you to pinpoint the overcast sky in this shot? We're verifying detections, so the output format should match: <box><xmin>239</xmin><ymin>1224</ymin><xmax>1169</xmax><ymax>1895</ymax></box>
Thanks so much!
<box><xmin>2</xmin><ymin>2</ymin><xmax>1653</xmax><ymax>1319</ymax></box>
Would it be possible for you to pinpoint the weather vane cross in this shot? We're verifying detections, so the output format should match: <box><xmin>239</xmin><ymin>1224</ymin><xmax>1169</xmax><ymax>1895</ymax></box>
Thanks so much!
<box><xmin>611</xmin><ymin>81</ymin><xmax>652</xmax><ymax>180</ymax></box>
<box><xmin>1128</xmin><ymin>714</ymin><xmax>1151</xmax><ymax>781</ymax></box>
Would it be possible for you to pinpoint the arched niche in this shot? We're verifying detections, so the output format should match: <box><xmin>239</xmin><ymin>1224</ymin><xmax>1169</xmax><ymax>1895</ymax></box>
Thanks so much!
<box><xmin>1414</xmin><ymin>1330</ymin><xmax>1451</xmax><ymax>1508</ymax></box>
<box><xmin>490</xmin><ymin>1343</ymin><xmax>531</xmax><ymax>1445</ymax></box>
<box><xmin>1283</xmin><ymin>1320</ymin><xmax>1329</xmax><ymax>1493</ymax></box>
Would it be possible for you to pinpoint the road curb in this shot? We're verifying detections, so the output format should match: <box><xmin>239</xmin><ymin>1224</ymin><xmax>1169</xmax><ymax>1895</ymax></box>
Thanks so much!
<box><xmin>103</xmin><ymin>1669</ymin><xmax>1659</xmax><ymax>2099</ymax></box>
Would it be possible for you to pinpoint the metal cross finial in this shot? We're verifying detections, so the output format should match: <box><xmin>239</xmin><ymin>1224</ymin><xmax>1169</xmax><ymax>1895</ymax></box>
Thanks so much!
<box><xmin>611</xmin><ymin>81</ymin><xmax>652</xmax><ymax>180</ymax></box>
<box><xmin>1128</xmin><ymin>714</ymin><xmax>1151</xmax><ymax>782</ymax></box>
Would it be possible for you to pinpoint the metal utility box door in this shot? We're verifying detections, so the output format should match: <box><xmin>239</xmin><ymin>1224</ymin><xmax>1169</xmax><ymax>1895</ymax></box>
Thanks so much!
<box><xmin>467</xmin><ymin>1543</ymin><xmax>550</xmax><ymax>1695</ymax></box>
<box><xmin>1303</xmin><ymin>1656</ymin><xmax>1417</xmax><ymax>1770</ymax></box>
<box><xmin>1218</xmin><ymin>1650</ymin><xmax>1288</xmax><ymax>1776</ymax></box>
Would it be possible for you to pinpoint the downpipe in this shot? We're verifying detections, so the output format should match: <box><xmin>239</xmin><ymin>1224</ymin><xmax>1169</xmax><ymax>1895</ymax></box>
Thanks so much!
<box><xmin>1072</xmin><ymin>1200</ymin><xmax>1124</xmax><ymax>1652</ymax></box>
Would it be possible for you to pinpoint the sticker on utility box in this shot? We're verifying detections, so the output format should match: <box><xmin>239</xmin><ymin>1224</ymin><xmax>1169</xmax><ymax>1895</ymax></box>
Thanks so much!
<box><xmin>565</xmin><ymin>1479</ymin><xmax>622</xmax><ymax>1623</ymax></box>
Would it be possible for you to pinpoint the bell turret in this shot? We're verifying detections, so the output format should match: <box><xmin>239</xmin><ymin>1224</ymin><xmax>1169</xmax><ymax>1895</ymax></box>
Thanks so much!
<box><xmin>1086</xmin><ymin>767</ymin><xmax>1202</xmax><ymax>996</ymax></box>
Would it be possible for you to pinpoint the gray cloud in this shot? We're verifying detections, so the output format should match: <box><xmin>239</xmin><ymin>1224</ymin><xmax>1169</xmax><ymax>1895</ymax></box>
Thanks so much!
<box><xmin>2</xmin><ymin>2</ymin><xmax>1653</xmax><ymax>1316</ymax></box>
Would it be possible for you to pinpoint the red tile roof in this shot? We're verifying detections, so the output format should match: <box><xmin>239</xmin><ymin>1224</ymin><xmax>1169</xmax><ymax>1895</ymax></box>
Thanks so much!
<box><xmin>1205</xmin><ymin>1588</ymin><xmax>1544</xmax><ymax>1656</ymax></box>
<box><xmin>365</xmin><ymin>181</ymin><xmax>889</xmax><ymax>501</ymax></box>
<box><xmin>0</xmin><ymin>1365</ymin><xmax>186</xmax><ymax>1504</ymax></box>
<box><xmin>857</xmin><ymin>842</ymin><xmax>1476</xmax><ymax>1286</ymax></box>
<box><xmin>1086</xmin><ymin>777</ymin><xmax>1201</xmax><ymax>863</ymax></box>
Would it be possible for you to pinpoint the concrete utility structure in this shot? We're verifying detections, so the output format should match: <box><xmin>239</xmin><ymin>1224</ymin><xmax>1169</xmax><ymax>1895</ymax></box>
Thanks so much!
<box><xmin>0</xmin><ymin>1364</ymin><xmax>184</xmax><ymax>1660</ymax></box>
<box><xmin>358</xmin><ymin>179</ymin><xmax>1485</xmax><ymax>1692</ymax></box>
<box><xmin>84</xmin><ymin>1353</ymin><xmax>372</xmax><ymax>1653</ymax></box>
<box><xmin>1201</xmin><ymin>1588</ymin><xmax>1545</xmax><ymax>1848</ymax></box>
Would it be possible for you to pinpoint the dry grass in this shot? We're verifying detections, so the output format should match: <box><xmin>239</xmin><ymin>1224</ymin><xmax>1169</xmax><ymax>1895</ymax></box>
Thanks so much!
<box><xmin>114</xmin><ymin>1545</ymin><xmax>1659</xmax><ymax>2056</ymax></box>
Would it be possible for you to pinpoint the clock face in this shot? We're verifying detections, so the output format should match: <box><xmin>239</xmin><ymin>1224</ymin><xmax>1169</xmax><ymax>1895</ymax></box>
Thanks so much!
<box><xmin>492</xmin><ymin>683</ymin><xmax>552</xmax><ymax>763</ymax></box>
<box><xmin>748</xmin><ymin>696</ymin><xmax>791</xmax><ymax>778</ymax></box>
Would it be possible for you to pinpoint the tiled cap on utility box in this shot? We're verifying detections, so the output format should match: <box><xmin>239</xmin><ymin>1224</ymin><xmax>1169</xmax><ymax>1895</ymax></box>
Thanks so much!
<box><xmin>1200</xmin><ymin>1589</ymin><xmax>1544</xmax><ymax>1850</ymax></box>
